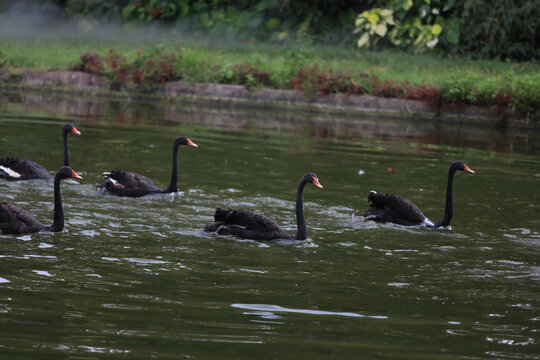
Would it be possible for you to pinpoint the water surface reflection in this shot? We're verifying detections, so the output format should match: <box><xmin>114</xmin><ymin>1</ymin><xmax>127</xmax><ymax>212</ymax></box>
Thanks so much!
<box><xmin>0</xmin><ymin>93</ymin><xmax>539</xmax><ymax>359</ymax></box>
<box><xmin>4</xmin><ymin>91</ymin><xmax>540</xmax><ymax>156</ymax></box>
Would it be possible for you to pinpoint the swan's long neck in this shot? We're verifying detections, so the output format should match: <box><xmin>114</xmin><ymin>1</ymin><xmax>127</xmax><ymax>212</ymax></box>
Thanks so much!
<box><xmin>164</xmin><ymin>140</ymin><xmax>182</xmax><ymax>193</ymax></box>
<box><xmin>295</xmin><ymin>179</ymin><xmax>308</xmax><ymax>240</ymax></box>
<box><xmin>434</xmin><ymin>166</ymin><xmax>457</xmax><ymax>228</ymax></box>
<box><xmin>47</xmin><ymin>175</ymin><xmax>65</xmax><ymax>232</ymax></box>
<box><xmin>63</xmin><ymin>130</ymin><xmax>70</xmax><ymax>167</ymax></box>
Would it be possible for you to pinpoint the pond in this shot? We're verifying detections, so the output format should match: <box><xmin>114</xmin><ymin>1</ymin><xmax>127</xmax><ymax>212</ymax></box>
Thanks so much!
<box><xmin>1</xmin><ymin>93</ymin><xmax>539</xmax><ymax>359</ymax></box>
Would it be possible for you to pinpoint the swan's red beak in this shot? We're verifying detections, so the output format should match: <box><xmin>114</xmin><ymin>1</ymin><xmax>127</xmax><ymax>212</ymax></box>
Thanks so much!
<box><xmin>464</xmin><ymin>164</ymin><xmax>475</xmax><ymax>174</ymax></box>
<box><xmin>312</xmin><ymin>177</ymin><xmax>323</xmax><ymax>188</ymax></box>
<box><xmin>72</xmin><ymin>127</ymin><xmax>81</xmax><ymax>135</ymax></box>
<box><xmin>187</xmin><ymin>138</ymin><xmax>198</xmax><ymax>148</ymax></box>
<box><xmin>71</xmin><ymin>170</ymin><xmax>83</xmax><ymax>180</ymax></box>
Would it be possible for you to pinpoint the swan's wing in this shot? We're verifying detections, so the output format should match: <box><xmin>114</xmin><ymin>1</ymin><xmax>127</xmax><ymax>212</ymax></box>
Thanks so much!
<box><xmin>206</xmin><ymin>208</ymin><xmax>291</xmax><ymax>240</ymax></box>
<box><xmin>383</xmin><ymin>195</ymin><xmax>426</xmax><ymax>224</ymax></box>
<box><xmin>0</xmin><ymin>157</ymin><xmax>52</xmax><ymax>180</ymax></box>
<box><xmin>103</xmin><ymin>170</ymin><xmax>160</xmax><ymax>196</ymax></box>
<box><xmin>214</xmin><ymin>208</ymin><xmax>282</xmax><ymax>232</ymax></box>
<box><xmin>229</xmin><ymin>209</ymin><xmax>283</xmax><ymax>232</ymax></box>
<box><xmin>367</xmin><ymin>193</ymin><xmax>426</xmax><ymax>225</ymax></box>
<box><xmin>107</xmin><ymin>170</ymin><xmax>158</xmax><ymax>189</ymax></box>
<box><xmin>0</xmin><ymin>201</ymin><xmax>43</xmax><ymax>234</ymax></box>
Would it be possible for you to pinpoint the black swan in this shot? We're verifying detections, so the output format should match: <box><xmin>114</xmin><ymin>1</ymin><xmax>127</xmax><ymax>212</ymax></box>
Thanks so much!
<box><xmin>0</xmin><ymin>166</ymin><xmax>82</xmax><ymax>234</ymax></box>
<box><xmin>203</xmin><ymin>172</ymin><xmax>323</xmax><ymax>241</ymax></box>
<box><xmin>361</xmin><ymin>161</ymin><xmax>475</xmax><ymax>227</ymax></box>
<box><xmin>98</xmin><ymin>136</ymin><xmax>198</xmax><ymax>197</ymax></box>
<box><xmin>0</xmin><ymin>123</ymin><xmax>81</xmax><ymax>181</ymax></box>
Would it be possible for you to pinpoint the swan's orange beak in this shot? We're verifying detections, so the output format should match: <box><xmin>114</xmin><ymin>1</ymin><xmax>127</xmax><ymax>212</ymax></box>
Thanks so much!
<box><xmin>312</xmin><ymin>177</ymin><xmax>323</xmax><ymax>188</ymax></box>
<box><xmin>72</xmin><ymin>127</ymin><xmax>81</xmax><ymax>135</ymax></box>
<box><xmin>71</xmin><ymin>170</ymin><xmax>83</xmax><ymax>180</ymax></box>
<box><xmin>187</xmin><ymin>138</ymin><xmax>198</xmax><ymax>148</ymax></box>
<box><xmin>464</xmin><ymin>164</ymin><xmax>475</xmax><ymax>174</ymax></box>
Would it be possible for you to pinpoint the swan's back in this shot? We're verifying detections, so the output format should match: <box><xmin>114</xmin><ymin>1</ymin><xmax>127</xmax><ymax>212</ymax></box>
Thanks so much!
<box><xmin>102</xmin><ymin>170</ymin><xmax>161</xmax><ymax>197</ymax></box>
<box><xmin>217</xmin><ymin>208</ymin><xmax>283</xmax><ymax>232</ymax></box>
<box><xmin>204</xmin><ymin>207</ymin><xmax>291</xmax><ymax>240</ymax></box>
<box><xmin>0</xmin><ymin>201</ymin><xmax>44</xmax><ymax>234</ymax></box>
<box><xmin>0</xmin><ymin>157</ymin><xmax>52</xmax><ymax>181</ymax></box>
<box><xmin>363</xmin><ymin>192</ymin><xmax>426</xmax><ymax>225</ymax></box>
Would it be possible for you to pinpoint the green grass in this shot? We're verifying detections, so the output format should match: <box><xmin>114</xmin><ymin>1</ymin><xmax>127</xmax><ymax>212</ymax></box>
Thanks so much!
<box><xmin>1</xmin><ymin>37</ymin><xmax>539</xmax><ymax>113</ymax></box>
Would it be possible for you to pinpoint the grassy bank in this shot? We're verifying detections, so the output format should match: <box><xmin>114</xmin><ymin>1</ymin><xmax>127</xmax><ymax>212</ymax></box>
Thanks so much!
<box><xmin>1</xmin><ymin>37</ymin><xmax>539</xmax><ymax>115</ymax></box>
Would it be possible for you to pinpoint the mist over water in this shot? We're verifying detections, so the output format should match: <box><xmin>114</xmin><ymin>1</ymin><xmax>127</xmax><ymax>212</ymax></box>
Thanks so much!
<box><xmin>0</xmin><ymin>0</ymin><xmax>285</xmax><ymax>48</ymax></box>
<box><xmin>0</xmin><ymin>1</ymin><xmax>74</xmax><ymax>38</ymax></box>
<box><xmin>0</xmin><ymin>0</ymin><xmax>189</xmax><ymax>43</ymax></box>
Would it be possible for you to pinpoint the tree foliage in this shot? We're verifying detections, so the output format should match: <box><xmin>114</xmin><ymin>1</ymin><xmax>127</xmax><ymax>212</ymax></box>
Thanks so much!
<box><xmin>354</xmin><ymin>0</ymin><xmax>540</xmax><ymax>61</ymax></box>
<box><xmin>456</xmin><ymin>0</ymin><xmax>540</xmax><ymax>61</ymax></box>
<box><xmin>355</xmin><ymin>0</ymin><xmax>451</xmax><ymax>53</ymax></box>
<box><xmin>29</xmin><ymin>0</ymin><xmax>376</xmax><ymax>45</ymax></box>
<box><xmin>1</xmin><ymin>0</ymin><xmax>538</xmax><ymax>61</ymax></box>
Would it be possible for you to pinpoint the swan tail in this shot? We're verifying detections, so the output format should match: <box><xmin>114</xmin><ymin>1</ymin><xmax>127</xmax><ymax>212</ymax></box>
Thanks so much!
<box><xmin>0</xmin><ymin>165</ymin><xmax>22</xmax><ymax>179</ymax></box>
<box><xmin>203</xmin><ymin>223</ymin><xmax>222</xmax><ymax>233</ymax></box>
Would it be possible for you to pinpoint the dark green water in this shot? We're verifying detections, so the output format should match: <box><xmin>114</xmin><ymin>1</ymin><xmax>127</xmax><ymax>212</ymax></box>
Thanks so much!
<box><xmin>1</xmin><ymin>95</ymin><xmax>539</xmax><ymax>359</ymax></box>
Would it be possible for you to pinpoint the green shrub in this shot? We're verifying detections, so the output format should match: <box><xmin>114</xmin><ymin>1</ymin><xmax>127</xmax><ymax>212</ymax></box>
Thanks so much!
<box><xmin>354</xmin><ymin>0</ymin><xmax>540</xmax><ymax>61</ymax></box>
<box><xmin>354</xmin><ymin>0</ymin><xmax>456</xmax><ymax>53</ymax></box>
<box><xmin>72</xmin><ymin>45</ymin><xmax>181</xmax><ymax>91</ymax></box>
<box><xmin>0</xmin><ymin>49</ymin><xmax>7</xmax><ymax>69</ymax></box>
<box><xmin>440</xmin><ymin>72</ymin><xmax>480</xmax><ymax>105</ymax></box>
<box><xmin>439</xmin><ymin>71</ymin><xmax>540</xmax><ymax>114</ymax></box>
<box><xmin>53</xmin><ymin>0</ymin><xmax>376</xmax><ymax>45</ymax></box>
<box><xmin>217</xmin><ymin>63</ymin><xmax>269</xmax><ymax>88</ymax></box>
<box><xmin>501</xmin><ymin>72</ymin><xmax>540</xmax><ymax>113</ymax></box>
<box><xmin>290</xmin><ymin>64</ymin><xmax>371</xmax><ymax>96</ymax></box>
<box><xmin>457</xmin><ymin>0</ymin><xmax>540</xmax><ymax>61</ymax></box>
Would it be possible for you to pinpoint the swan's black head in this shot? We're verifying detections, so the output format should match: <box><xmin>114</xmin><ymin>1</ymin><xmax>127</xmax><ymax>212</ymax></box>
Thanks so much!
<box><xmin>56</xmin><ymin>166</ymin><xmax>83</xmax><ymax>181</ymax></box>
<box><xmin>367</xmin><ymin>190</ymin><xmax>377</xmax><ymax>202</ymax></box>
<box><xmin>302</xmin><ymin>172</ymin><xmax>323</xmax><ymax>188</ymax></box>
<box><xmin>175</xmin><ymin>136</ymin><xmax>198</xmax><ymax>148</ymax></box>
<box><xmin>63</xmin><ymin>124</ymin><xmax>81</xmax><ymax>136</ymax></box>
<box><xmin>451</xmin><ymin>161</ymin><xmax>475</xmax><ymax>174</ymax></box>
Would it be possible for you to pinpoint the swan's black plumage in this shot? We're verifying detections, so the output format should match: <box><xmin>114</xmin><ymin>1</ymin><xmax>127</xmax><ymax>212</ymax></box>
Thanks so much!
<box><xmin>98</xmin><ymin>136</ymin><xmax>197</xmax><ymax>197</ymax></box>
<box><xmin>363</xmin><ymin>192</ymin><xmax>427</xmax><ymax>226</ymax></box>
<box><xmin>204</xmin><ymin>172</ymin><xmax>323</xmax><ymax>241</ymax></box>
<box><xmin>362</xmin><ymin>161</ymin><xmax>474</xmax><ymax>228</ymax></box>
<box><xmin>0</xmin><ymin>123</ymin><xmax>80</xmax><ymax>181</ymax></box>
<box><xmin>62</xmin><ymin>123</ymin><xmax>81</xmax><ymax>167</ymax></box>
<box><xmin>0</xmin><ymin>166</ymin><xmax>82</xmax><ymax>234</ymax></box>
<box><xmin>0</xmin><ymin>157</ymin><xmax>52</xmax><ymax>181</ymax></box>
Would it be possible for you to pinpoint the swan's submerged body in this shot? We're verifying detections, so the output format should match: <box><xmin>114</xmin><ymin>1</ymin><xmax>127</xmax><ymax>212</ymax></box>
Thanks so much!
<box><xmin>98</xmin><ymin>136</ymin><xmax>197</xmax><ymax>198</ymax></box>
<box><xmin>361</xmin><ymin>161</ymin><xmax>474</xmax><ymax>228</ymax></box>
<box><xmin>204</xmin><ymin>208</ymin><xmax>293</xmax><ymax>241</ymax></box>
<box><xmin>0</xmin><ymin>166</ymin><xmax>82</xmax><ymax>234</ymax></box>
<box><xmin>362</xmin><ymin>192</ymin><xmax>427</xmax><ymax>226</ymax></box>
<box><xmin>0</xmin><ymin>201</ymin><xmax>48</xmax><ymax>234</ymax></box>
<box><xmin>100</xmin><ymin>170</ymin><xmax>164</xmax><ymax>197</ymax></box>
<box><xmin>0</xmin><ymin>124</ymin><xmax>80</xmax><ymax>181</ymax></box>
<box><xmin>204</xmin><ymin>173</ymin><xmax>323</xmax><ymax>241</ymax></box>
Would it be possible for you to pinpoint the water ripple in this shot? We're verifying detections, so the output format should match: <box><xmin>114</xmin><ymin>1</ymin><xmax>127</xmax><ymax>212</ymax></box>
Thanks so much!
<box><xmin>232</xmin><ymin>303</ymin><xmax>387</xmax><ymax>319</ymax></box>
